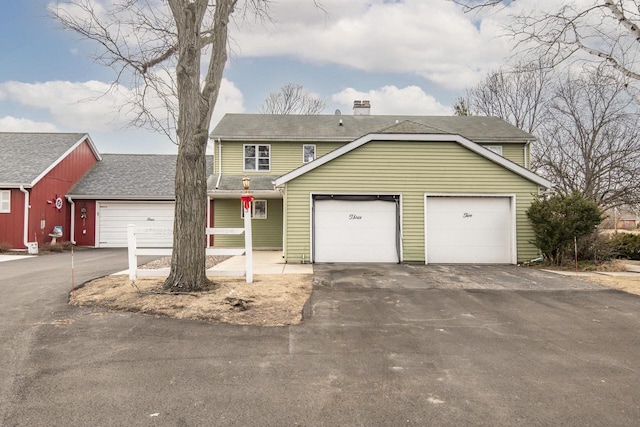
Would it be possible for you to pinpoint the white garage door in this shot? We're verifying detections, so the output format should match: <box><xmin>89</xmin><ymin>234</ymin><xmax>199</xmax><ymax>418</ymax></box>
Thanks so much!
<box><xmin>426</xmin><ymin>196</ymin><xmax>513</xmax><ymax>264</ymax></box>
<box><xmin>97</xmin><ymin>202</ymin><xmax>174</xmax><ymax>248</ymax></box>
<box><xmin>314</xmin><ymin>198</ymin><xmax>399</xmax><ymax>263</ymax></box>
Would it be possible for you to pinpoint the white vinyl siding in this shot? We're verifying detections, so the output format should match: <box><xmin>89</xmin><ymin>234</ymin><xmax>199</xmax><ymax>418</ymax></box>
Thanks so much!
<box><xmin>0</xmin><ymin>190</ymin><xmax>10</xmax><ymax>213</ymax></box>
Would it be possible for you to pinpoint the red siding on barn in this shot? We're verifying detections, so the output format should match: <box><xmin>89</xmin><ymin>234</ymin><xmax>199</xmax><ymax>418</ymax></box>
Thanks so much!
<box><xmin>73</xmin><ymin>200</ymin><xmax>96</xmax><ymax>246</ymax></box>
<box><xmin>0</xmin><ymin>189</ymin><xmax>26</xmax><ymax>248</ymax></box>
<box><xmin>1</xmin><ymin>138</ymin><xmax>99</xmax><ymax>249</ymax></box>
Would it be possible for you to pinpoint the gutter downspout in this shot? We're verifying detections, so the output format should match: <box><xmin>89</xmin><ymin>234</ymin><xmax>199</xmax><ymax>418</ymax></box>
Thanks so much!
<box><xmin>524</xmin><ymin>140</ymin><xmax>532</xmax><ymax>170</ymax></box>
<box><xmin>215</xmin><ymin>137</ymin><xmax>222</xmax><ymax>189</ymax></box>
<box><xmin>19</xmin><ymin>186</ymin><xmax>29</xmax><ymax>247</ymax></box>
<box><xmin>66</xmin><ymin>196</ymin><xmax>76</xmax><ymax>245</ymax></box>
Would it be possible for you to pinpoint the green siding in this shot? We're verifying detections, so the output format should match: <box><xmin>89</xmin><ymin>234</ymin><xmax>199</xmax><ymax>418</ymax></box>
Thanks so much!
<box><xmin>213</xmin><ymin>198</ymin><xmax>283</xmax><ymax>248</ymax></box>
<box><xmin>479</xmin><ymin>143</ymin><xmax>525</xmax><ymax>166</ymax></box>
<box><xmin>220</xmin><ymin>141</ymin><xmax>346</xmax><ymax>175</ymax></box>
<box><xmin>284</xmin><ymin>140</ymin><xmax>541</xmax><ymax>263</ymax></box>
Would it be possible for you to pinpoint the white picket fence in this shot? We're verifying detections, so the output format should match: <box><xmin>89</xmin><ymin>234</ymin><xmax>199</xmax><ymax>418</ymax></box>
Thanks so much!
<box><xmin>127</xmin><ymin>225</ymin><xmax>253</xmax><ymax>282</ymax></box>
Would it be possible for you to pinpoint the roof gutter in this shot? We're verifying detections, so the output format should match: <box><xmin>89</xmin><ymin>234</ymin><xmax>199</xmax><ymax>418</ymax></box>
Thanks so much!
<box><xmin>19</xmin><ymin>186</ymin><xmax>29</xmax><ymax>247</ymax></box>
<box><xmin>66</xmin><ymin>196</ymin><xmax>76</xmax><ymax>245</ymax></box>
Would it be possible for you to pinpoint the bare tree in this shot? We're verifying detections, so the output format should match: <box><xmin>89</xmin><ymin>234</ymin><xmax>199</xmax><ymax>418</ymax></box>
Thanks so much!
<box><xmin>509</xmin><ymin>1</ymin><xmax>640</xmax><ymax>84</ymax></box>
<box><xmin>51</xmin><ymin>0</ymin><xmax>269</xmax><ymax>292</ymax></box>
<box><xmin>455</xmin><ymin>60</ymin><xmax>552</xmax><ymax>134</ymax></box>
<box><xmin>537</xmin><ymin>65</ymin><xmax>640</xmax><ymax>208</ymax></box>
<box><xmin>259</xmin><ymin>83</ymin><xmax>326</xmax><ymax>114</ymax></box>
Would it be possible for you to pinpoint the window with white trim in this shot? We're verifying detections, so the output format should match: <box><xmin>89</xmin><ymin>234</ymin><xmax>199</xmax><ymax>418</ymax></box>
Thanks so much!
<box><xmin>241</xmin><ymin>199</ymin><xmax>267</xmax><ymax>219</ymax></box>
<box><xmin>0</xmin><ymin>190</ymin><xmax>10</xmax><ymax>213</ymax></box>
<box><xmin>303</xmin><ymin>144</ymin><xmax>316</xmax><ymax>163</ymax></box>
<box><xmin>244</xmin><ymin>144</ymin><xmax>270</xmax><ymax>171</ymax></box>
<box><xmin>486</xmin><ymin>145</ymin><xmax>503</xmax><ymax>156</ymax></box>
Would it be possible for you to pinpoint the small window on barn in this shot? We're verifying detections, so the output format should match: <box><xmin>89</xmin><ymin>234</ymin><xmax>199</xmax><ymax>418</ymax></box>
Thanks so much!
<box><xmin>486</xmin><ymin>145</ymin><xmax>503</xmax><ymax>156</ymax></box>
<box><xmin>0</xmin><ymin>190</ymin><xmax>10</xmax><ymax>213</ymax></box>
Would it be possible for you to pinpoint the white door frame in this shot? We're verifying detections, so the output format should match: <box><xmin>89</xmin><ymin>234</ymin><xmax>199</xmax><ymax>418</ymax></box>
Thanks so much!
<box><xmin>424</xmin><ymin>193</ymin><xmax>517</xmax><ymax>265</ymax></box>
<box><xmin>309</xmin><ymin>193</ymin><xmax>403</xmax><ymax>263</ymax></box>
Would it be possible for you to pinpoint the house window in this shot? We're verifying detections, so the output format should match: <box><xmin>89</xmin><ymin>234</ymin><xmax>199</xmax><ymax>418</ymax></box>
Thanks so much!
<box><xmin>244</xmin><ymin>144</ymin><xmax>270</xmax><ymax>171</ymax></box>
<box><xmin>486</xmin><ymin>145</ymin><xmax>503</xmax><ymax>156</ymax></box>
<box><xmin>303</xmin><ymin>144</ymin><xmax>316</xmax><ymax>163</ymax></box>
<box><xmin>241</xmin><ymin>199</ymin><xmax>267</xmax><ymax>219</ymax></box>
<box><xmin>0</xmin><ymin>190</ymin><xmax>10</xmax><ymax>213</ymax></box>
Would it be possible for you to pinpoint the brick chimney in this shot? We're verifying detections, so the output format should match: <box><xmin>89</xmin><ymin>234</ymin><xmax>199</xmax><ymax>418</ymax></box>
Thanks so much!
<box><xmin>353</xmin><ymin>100</ymin><xmax>371</xmax><ymax>115</ymax></box>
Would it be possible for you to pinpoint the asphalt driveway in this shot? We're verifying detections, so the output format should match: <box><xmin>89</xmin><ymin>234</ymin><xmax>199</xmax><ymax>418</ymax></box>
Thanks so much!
<box><xmin>2</xmin><ymin>255</ymin><xmax>640</xmax><ymax>426</ymax></box>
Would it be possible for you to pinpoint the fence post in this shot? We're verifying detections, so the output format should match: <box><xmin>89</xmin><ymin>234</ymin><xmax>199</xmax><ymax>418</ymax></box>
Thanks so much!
<box><xmin>241</xmin><ymin>194</ymin><xmax>253</xmax><ymax>283</ymax></box>
<box><xmin>127</xmin><ymin>224</ymin><xmax>137</xmax><ymax>281</ymax></box>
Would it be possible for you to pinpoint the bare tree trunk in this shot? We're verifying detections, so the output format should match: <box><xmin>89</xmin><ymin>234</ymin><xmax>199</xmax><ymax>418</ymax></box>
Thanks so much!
<box><xmin>164</xmin><ymin>0</ymin><xmax>212</xmax><ymax>292</ymax></box>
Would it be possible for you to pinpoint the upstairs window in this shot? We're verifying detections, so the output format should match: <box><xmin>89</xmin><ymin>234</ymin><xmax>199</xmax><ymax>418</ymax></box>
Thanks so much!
<box><xmin>0</xmin><ymin>190</ymin><xmax>10</xmax><ymax>213</ymax></box>
<box><xmin>244</xmin><ymin>144</ymin><xmax>270</xmax><ymax>171</ymax></box>
<box><xmin>303</xmin><ymin>144</ymin><xmax>316</xmax><ymax>163</ymax></box>
<box><xmin>486</xmin><ymin>145</ymin><xmax>503</xmax><ymax>156</ymax></box>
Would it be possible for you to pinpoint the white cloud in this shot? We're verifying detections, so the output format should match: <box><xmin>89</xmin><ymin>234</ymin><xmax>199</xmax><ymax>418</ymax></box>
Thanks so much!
<box><xmin>211</xmin><ymin>78</ymin><xmax>245</xmax><ymax>127</ymax></box>
<box><xmin>332</xmin><ymin>85</ymin><xmax>452</xmax><ymax>115</ymax></box>
<box><xmin>232</xmin><ymin>0</ymin><xmax>510</xmax><ymax>89</ymax></box>
<box><xmin>0</xmin><ymin>78</ymin><xmax>244</xmax><ymax>134</ymax></box>
<box><xmin>0</xmin><ymin>116</ymin><xmax>59</xmax><ymax>132</ymax></box>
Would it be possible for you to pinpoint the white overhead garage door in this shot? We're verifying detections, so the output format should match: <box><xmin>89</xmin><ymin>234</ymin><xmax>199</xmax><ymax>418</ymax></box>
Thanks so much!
<box><xmin>313</xmin><ymin>197</ymin><xmax>399</xmax><ymax>263</ymax></box>
<box><xmin>426</xmin><ymin>196</ymin><xmax>514</xmax><ymax>264</ymax></box>
<box><xmin>97</xmin><ymin>202</ymin><xmax>174</xmax><ymax>248</ymax></box>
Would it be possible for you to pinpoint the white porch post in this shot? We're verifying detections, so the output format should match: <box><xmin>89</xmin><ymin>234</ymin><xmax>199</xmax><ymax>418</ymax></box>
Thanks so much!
<box><xmin>127</xmin><ymin>224</ymin><xmax>137</xmax><ymax>281</ymax></box>
<box><xmin>241</xmin><ymin>195</ymin><xmax>254</xmax><ymax>283</ymax></box>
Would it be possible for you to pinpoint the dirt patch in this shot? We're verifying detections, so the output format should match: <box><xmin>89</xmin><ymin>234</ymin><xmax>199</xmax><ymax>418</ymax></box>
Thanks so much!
<box><xmin>580</xmin><ymin>275</ymin><xmax>640</xmax><ymax>296</ymax></box>
<box><xmin>70</xmin><ymin>274</ymin><xmax>312</xmax><ymax>326</ymax></box>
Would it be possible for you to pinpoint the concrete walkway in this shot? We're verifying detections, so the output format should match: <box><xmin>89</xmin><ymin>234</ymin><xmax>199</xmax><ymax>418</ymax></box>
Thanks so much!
<box><xmin>208</xmin><ymin>250</ymin><xmax>313</xmax><ymax>275</ymax></box>
<box><xmin>0</xmin><ymin>255</ymin><xmax>35</xmax><ymax>263</ymax></box>
<box><xmin>115</xmin><ymin>250</ymin><xmax>313</xmax><ymax>277</ymax></box>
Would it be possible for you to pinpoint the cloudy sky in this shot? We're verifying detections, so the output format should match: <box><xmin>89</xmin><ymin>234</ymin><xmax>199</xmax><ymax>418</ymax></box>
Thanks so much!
<box><xmin>0</xmin><ymin>0</ymin><xmax>536</xmax><ymax>154</ymax></box>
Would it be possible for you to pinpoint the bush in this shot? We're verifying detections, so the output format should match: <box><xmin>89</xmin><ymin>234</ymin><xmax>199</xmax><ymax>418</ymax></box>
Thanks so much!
<box><xmin>526</xmin><ymin>192</ymin><xmax>603</xmax><ymax>265</ymax></box>
<box><xmin>609</xmin><ymin>233</ymin><xmax>640</xmax><ymax>260</ymax></box>
<box><xmin>577</xmin><ymin>231</ymin><xmax>616</xmax><ymax>262</ymax></box>
<box><xmin>0</xmin><ymin>242</ymin><xmax>12</xmax><ymax>253</ymax></box>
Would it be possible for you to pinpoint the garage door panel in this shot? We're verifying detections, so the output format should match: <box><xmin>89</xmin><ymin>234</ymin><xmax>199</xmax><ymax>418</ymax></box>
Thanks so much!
<box><xmin>98</xmin><ymin>202</ymin><xmax>174</xmax><ymax>248</ymax></box>
<box><xmin>426</xmin><ymin>196</ymin><xmax>513</xmax><ymax>264</ymax></box>
<box><xmin>314</xmin><ymin>199</ymin><xmax>398</xmax><ymax>263</ymax></box>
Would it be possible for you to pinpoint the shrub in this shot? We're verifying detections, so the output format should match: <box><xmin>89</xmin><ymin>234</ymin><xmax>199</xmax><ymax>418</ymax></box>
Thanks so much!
<box><xmin>577</xmin><ymin>231</ymin><xmax>616</xmax><ymax>262</ymax></box>
<box><xmin>0</xmin><ymin>242</ymin><xmax>12</xmax><ymax>253</ymax></box>
<box><xmin>526</xmin><ymin>192</ymin><xmax>603</xmax><ymax>265</ymax></box>
<box><xmin>609</xmin><ymin>233</ymin><xmax>640</xmax><ymax>260</ymax></box>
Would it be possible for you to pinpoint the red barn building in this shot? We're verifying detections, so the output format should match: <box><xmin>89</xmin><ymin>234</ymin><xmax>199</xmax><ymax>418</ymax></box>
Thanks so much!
<box><xmin>0</xmin><ymin>133</ymin><xmax>101</xmax><ymax>249</ymax></box>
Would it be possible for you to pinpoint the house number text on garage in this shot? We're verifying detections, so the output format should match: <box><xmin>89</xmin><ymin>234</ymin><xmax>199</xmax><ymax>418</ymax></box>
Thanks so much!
<box><xmin>463</xmin><ymin>212</ymin><xmax>473</xmax><ymax>218</ymax></box>
<box><xmin>349</xmin><ymin>214</ymin><xmax>362</xmax><ymax>220</ymax></box>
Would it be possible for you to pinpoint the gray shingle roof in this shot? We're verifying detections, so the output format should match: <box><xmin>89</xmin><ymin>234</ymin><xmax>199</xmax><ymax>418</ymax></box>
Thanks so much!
<box><xmin>68</xmin><ymin>154</ymin><xmax>213</xmax><ymax>199</ymax></box>
<box><xmin>0</xmin><ymin>133</ymin><xmax>92</xmax><ymax>186</ymax></box>
<box><xmin>210</xmin><ymin>114</ymin><xmax>535</xmax><ymax>143</ymax></box>
<box><xmin>211</xmin><ymin>174</ymin><xmax>278</xmax><ymax>192</ymax></box>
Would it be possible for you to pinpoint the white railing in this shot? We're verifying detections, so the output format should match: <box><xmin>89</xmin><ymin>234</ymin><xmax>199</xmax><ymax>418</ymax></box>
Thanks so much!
<box><xmin>127</xmin><ymin>225</ymin><xmax>253</xmax><ymax>282</ymax></box>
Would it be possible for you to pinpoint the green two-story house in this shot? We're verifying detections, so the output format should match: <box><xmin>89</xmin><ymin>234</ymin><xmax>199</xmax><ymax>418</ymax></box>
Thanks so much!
<box><xmin>209</xmin><ymin>107</ymin><xmax>551</xmax><ymax>264</ymax></box>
